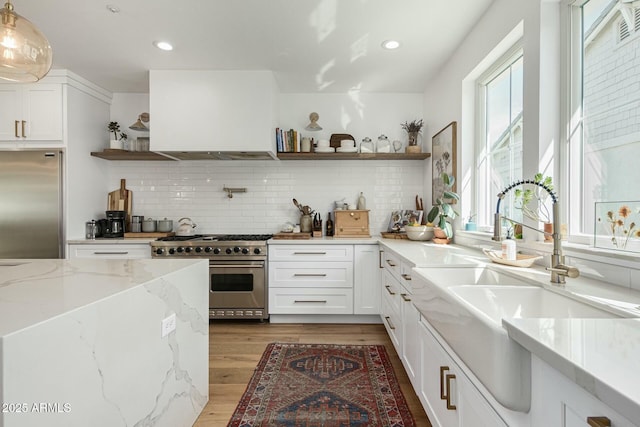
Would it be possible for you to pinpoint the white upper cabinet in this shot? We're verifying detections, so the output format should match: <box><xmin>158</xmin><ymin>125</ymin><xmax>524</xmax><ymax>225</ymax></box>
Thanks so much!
<box><xmin>0</xmin><ymin>83</ymin><xmax>63</xmax><ymax>143</ymax></box>
<box><xmin>149</xmin><ymin>70</ymin><xmax>278</xmax><ymax>158</ymax></box>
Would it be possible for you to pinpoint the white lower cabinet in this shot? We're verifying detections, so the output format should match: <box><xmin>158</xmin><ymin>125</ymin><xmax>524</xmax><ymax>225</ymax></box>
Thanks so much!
<box><xmin>68</xmin><ymin>242</ymin><xmax>151</xmax><ymax>259</ymax></box>
<box><xmin>531</xmin><ymin>355</ymin><xmax>637</xmax><ymax>427</ymax></box>
<box><xmin>419</xmin><ymin>318</ymin><xmax>507</xmax><ymax>427</ymax></box>
<box><xmin>268</xmin><ymin>243</ymin><xmax>379</xmax><ymax>316</ymax></box>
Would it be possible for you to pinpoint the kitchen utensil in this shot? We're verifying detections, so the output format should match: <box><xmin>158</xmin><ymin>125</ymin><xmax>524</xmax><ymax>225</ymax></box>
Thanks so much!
<box><xmin>130</xmin><ymin>222</ymin><xmax>142</xmax><ymax>233</ymax></box>
<box><xmin>292</xmin><ymin>198</ymin><xmax>303</xmax><ymax>213</ymax></box>
<box><xmin>107</xmin><ymin>179</ymin><xmax>132</xmax><ymax>227</ymax></box>
<box><xmin>142</xmin><ymin>218</ymin><xmax>157</xmax><ymax>232</ymax></box>
<box><xmin>157</xmin><ymin>218</ymin><xmax>173</xmax><ymax>232</ymax></box>
<box><xmin>176</xmin><ymin>217</ymin><xmax>197</xmax><ymax>236</ymax></box>
<box><xmin>85</xmin><ymin>220</ymin><xmax>97</xmax><ymax>240</ymax></box>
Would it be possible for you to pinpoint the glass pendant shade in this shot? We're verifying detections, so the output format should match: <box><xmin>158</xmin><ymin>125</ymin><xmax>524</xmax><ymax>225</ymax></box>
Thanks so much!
<box><xmin>0</xmin><ymin>1</ymin><xmax>52</xmax><ymax>82</ymax></box>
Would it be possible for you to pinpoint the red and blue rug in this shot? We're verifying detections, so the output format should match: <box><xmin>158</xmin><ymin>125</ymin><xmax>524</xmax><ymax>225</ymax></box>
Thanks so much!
<box><xmin>228</xmin><ymin>343</ymin><xmax>416</xmax><ymax>426</ymax></box>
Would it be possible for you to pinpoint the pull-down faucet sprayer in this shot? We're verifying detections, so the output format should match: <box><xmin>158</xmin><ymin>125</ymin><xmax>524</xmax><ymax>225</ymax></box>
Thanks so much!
<box><xmin>492</xmin><ymin>179</ymin><xmax>579</xmax><ymax>285</ymax></box>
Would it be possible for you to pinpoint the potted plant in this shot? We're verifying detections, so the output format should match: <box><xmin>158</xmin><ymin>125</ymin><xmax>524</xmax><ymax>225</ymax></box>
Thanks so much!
<box><xmin>401</xmin><ymin>119</ymin><xmax>424</xmax><ymax>153</ymax></box>
<box><xmin>427</xmin><ymin>173</ymin><xmax>460</xmax><ymax>242</ymax></box>
<box><xmin>108</xmin><ymin>121</ymin><xmax>128</xmax><ymax>150</ymax></box>
<box><xmin>513</xmin><ymin>173</ymin><xmax>553</xmax><ymax>241</ymax></box>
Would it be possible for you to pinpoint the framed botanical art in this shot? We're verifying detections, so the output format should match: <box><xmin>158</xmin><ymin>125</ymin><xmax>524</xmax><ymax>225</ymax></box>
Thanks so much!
<box><xmin>432</xmin><ymin>121</ymin><xmax>457</xmax><ymax>205</ymax></box>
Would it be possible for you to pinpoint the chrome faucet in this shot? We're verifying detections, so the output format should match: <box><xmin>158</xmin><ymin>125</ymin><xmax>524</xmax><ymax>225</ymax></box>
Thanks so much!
<box><xmin>492</xmin><ymin>179</ymin><xmax>579</xmax><ymax>284</ymax></box>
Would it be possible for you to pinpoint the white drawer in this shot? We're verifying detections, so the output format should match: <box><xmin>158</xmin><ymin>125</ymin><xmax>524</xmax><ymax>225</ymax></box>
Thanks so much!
<box><xmin>268</xmin><ymin>245</ymin><xmax>353</xmax><ymax>262</ymax></box>
<box><xmin>69</xmin><ymin>244</ymin><xmax>151</xmax><ymax>259</ymax></box>
<box><xmin>269</xmin><ymin>288</ymin><xmax>353</xmax><ymax>314</ymax></box>
<box><xmin>382</xmin><ymin>250</ymin><xmax>401</xmax><ymax>276</ymax></box>
<box><xmin>381</xmin><ymin>269</ymin><xmax>402</xmax><ymax>314</ymax></box>
<box><xmin>269</xmin><ymin>261</ymin><xmax>353</xmax><ymax>288</ymax></box>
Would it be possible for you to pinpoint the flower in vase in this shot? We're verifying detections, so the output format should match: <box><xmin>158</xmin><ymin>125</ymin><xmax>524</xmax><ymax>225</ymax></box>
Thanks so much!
<box><xmin>598</xmin><ymin>205</ymin><xmax>638</xmax><ymax>249</ymax></box>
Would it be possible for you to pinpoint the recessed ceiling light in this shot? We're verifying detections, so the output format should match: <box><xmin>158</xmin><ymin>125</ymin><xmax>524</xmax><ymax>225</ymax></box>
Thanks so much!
<box><xmin>381</xmin><ymin>40</ymin><xmax>400</xmax><ymax>50</ymax></box>
<box><xmin>106</xmin><ymin>4</ymin><xmax>120</xmax><ymax>13</ymax></box>
<box><xmin>153</xmin><ymin>41</ymin><xmax>173</xmax><ymax>51</ymax></box>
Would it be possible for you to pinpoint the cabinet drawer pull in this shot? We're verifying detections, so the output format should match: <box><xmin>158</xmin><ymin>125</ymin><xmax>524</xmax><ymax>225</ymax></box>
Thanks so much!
<box><xmin>379</xmin><ymin>250</ymin><xmax>384</xmax><ymax>268</ymax></box>
<box><xmin>293</xmin><ymin>300</ymin><xmax>327</xmax><ymax>303</ymax></box>
<box><xmin>14</xmin><ymin>120</ymin><xmax>19</xmax><ymax>137</ymax></box>
<box><xmin>587</xmin><ymin>417</ymin><xmax>611</xmax><ymax>427</ymax></box>
<box><xmin>293</xmin><ymin>273</ymin><xmax>327</xmax><ymax>277</ymax></box>
<box><xmin>386</xmin><ymin>259</ymin><xmax>396</xmax><ymax>267</ymax></box>
<box><xmin>293</xmin><ymin>251</ymin><xmax>327</xmax><ymax>255</ymax></box>
<box><xmin>384</xmin><ymin>316</ymin><xmax>396</xmax><ymax>330</ymax></box>
<box><xmin>21</xmin><ymin>120</ymin><xmax>26</xmax><ymax>137</ymax></box>
<box><xmin>401</xmin><ymin>273</ymin><xmax>412</xmax><ymax>281</ymax></box>
<box><xmin>384</xmin><ymin>285</ymin><xmax>396</xmax><ymax>295</ymax></box>
<box><xmin>445</xmin><ymin>374</ymin><xmax>457</xmax><ymax>410</ymax></box>
<box><xmin>93</xmin><ymin>251</ymin><xmax>129</xmax><ymax>255</ymax></box>
<box><xmin>401</xmin><ymin>293</ymin><xmax>412</xmax><ymax>302</ymax></box>
<box><xmin>440</xmin><ymin>366</ymin><xmax>449</xmax><ymax>399</ymax></box>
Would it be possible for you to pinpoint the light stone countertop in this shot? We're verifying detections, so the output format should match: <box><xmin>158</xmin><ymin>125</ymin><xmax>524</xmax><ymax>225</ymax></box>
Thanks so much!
<box><xmin>0</xmin><ymin>258</ymin><xmax>207</xmax><ymax>337</ymax></box>
<box><xmin>503</xmin><ymin>317</ymin><xmax>640</xmax><ymax>423</ymax></box>
<box><xmin>268</xmin><ymin>236</ymin><xmax>380</xmax><ymax>245</ymax></box>
<box><xmin>67</xmin><ymin>238</ymin><xmax>156</xmax><ymax>244</ymax></box>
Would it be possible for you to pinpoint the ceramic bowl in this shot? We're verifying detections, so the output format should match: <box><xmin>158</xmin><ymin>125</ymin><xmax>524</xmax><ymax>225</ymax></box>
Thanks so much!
<box><xmin>405</xmin><ymin>225</ymin><xmax>434</xmax><ymax>241</ymax></box>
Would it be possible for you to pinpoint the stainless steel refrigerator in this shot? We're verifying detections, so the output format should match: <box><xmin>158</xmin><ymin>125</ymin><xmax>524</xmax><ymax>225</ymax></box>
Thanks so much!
<box><xmin>0</xmin><ymin>150</ymin><xmax>63</xmax><ymax>258</ymax></box>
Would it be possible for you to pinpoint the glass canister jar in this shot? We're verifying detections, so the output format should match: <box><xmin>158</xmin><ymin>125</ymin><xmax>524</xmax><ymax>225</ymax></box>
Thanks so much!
<box><xmin>377</xmin><ymin>134</ymin><xmax>391</xmax><ymax>153</ymax></box>
<box><xmin>360</xmin><ymin>137</ymin><xmax>374</xmax><ymax>153</ymax></box>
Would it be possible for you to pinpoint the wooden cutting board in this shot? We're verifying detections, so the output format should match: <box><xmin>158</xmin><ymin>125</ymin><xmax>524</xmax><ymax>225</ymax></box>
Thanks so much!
<box><xmin>107</xmin><ymin>179</ymin><xmax>132</xmax><ymax>220</ymax></box>
<box><xmin>272</xmin><ymin>232</ymin><xmax>311</xmax><ymax>240</ymax></box>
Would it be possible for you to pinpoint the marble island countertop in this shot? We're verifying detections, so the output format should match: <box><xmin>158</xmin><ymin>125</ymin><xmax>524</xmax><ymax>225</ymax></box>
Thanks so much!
<box><xmin>0</xmin><ymin>258</ymin><xmax>207</xmax><ymax>337</ymax></box>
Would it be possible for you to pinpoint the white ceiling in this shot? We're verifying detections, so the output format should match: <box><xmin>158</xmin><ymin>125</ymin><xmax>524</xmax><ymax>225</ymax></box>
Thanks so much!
<box><xmin>15</xmin><ymin>0</ymin><xmax>494</xmax><ymax>93</ymax></box>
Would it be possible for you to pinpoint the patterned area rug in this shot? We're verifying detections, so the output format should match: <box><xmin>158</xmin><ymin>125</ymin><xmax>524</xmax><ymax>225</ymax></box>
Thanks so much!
<box><xmin>228</xmin><ymin>343</ymin><xmax>416</xmax><ymax>426</ymax></box>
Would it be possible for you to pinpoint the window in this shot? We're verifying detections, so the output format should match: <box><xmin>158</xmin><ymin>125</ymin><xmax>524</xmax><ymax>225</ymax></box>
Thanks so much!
<box><xmin>475</xmin><ymin>50</ymin><xmax>524</xmax><ymax>227</ymax></box>
<box><xmin>567</xmin><ymin>0</ymin><xmax>640</xmax><ymax>244</ymax></box>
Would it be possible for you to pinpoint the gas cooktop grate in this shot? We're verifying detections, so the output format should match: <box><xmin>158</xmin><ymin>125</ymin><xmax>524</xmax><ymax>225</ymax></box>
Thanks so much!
<box><xmin>155</xmin><ymin>234</ymin><xmax>273</xmax><ymax>242</ymax></box>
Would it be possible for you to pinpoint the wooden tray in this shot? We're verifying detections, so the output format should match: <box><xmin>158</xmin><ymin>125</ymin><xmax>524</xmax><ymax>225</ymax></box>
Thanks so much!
<box><xmin>483</xmin><ymin>248</ymin><xmax>542</xmax><ymax>268</ymax></box>
<box><xmin>381</xmin><ymin>232</ymin><xmax>408</xmax><ymax>240</ymax></box>
<box><xmin>272</xmin><ymin>232</ymin><xmax>311</xmax><ymax>240</ymax></box>
<box><xmin>124</xmin><ymin>232</ymin><xmax>175</xmax><ymax>239</ymax></box>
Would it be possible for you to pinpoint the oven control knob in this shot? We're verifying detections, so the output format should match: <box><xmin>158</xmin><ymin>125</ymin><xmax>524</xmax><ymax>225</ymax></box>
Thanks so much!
<box><xmin>233</xmin><ymin>246</ymin><xmax>241</xmax><ymax>253</ymax></box>
<box><xmin>185</xmin><ymin>247</ymin><xmax>192</xmax><ymax>253</ymax></box>
<box><xmin>168</xmin><ymin>248</ymin><xmax>175</xmax><ymax>255</ymax></box>
<box><xmin>253</xmin><ymin>248</ymin><xmax>262</xmax><ymax>255</ymax></box>
<box><xmin>209</xmin><ymin>247</ymin><xmax>218</xmax><ymax>254</ymax></box>
<box><xmin>241</xmin><ymin>248</ymin><xmax>249</xmax><ymax>254</ymax></box>
<box><xmin>155</xmin><ymin>248</ymin><xmax>164</xmax><ymax>255</ymax></box>
<box><xmin>177</xmin><ymin>247</ymin><xmax>184</xmax><ymax>253</ymax></box>
<box><xmin>195</xmin><ymin>247</ymin><xmax>202</xmax><ymax>253</ymax></box>
<box><xmin>225</xmin><ymin>248</ymin><xmax>233</xmax><ymax>254</ymax></box>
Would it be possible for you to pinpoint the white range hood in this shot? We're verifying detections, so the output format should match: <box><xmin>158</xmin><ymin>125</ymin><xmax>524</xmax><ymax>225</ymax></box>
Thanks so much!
<box><xmin>150</xmin><ymin>70</ymin><xmax>278</xmax><ymax>160</ymax></box>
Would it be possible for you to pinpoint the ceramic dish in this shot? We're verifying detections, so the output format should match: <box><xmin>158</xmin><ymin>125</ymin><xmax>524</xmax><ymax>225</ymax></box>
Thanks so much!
<box><xmin>336</xmin><ymin>147</ymin><xmax>358</xmax><ymax>153</ymax></box>
<box><xmin>315</xmin><ymin>147</ymin><xmax>335</xmax><ymax>153</ymax></box>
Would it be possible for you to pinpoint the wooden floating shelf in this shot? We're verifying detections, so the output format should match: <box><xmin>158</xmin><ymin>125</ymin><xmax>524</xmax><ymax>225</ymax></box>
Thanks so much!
<box><xmin>91</xmin><ymin>149</ymin><xmax>176</xmax><ymax>161</ymax></box>
<box><xmin>276</xmin><ymin>152</ymin><xmax>431</xmax><ymax>160</ymax></box>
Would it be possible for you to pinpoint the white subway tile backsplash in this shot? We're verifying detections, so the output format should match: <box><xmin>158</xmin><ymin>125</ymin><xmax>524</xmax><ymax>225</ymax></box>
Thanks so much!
<box><xmin>108</xmin><ymin>159</ymin><xmax>426</xmax><ymax>235</ymax></box>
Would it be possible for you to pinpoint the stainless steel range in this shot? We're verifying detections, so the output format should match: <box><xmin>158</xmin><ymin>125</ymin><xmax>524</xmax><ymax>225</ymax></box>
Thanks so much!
<box><xmin>150</xmin><ymin>234</ymin><xmax>272</xmax><ymax>320</ymax></box>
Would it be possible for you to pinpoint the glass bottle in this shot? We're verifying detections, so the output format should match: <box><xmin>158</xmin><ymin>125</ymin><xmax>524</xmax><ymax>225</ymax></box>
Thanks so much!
<box><xmin>326</xmin><ymin>212</ymin><xmax>334</xmax><ymax>236</ymax></box>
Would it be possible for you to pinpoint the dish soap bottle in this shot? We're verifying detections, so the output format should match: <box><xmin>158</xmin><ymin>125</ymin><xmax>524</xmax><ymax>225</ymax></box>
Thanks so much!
<box><xmin>501</xmin><ymin>238</ymin><xmax>516</xmax><ymax>261</ymax></box>
<box><xmin>326</xmin><ymin>212</ymin><xmax>334</xmax><ymax>236</ymax></box>
<box><xmin>357</xmin><ymin>192</ymin><xmax>366</xmax><ymax>210</ymax></box>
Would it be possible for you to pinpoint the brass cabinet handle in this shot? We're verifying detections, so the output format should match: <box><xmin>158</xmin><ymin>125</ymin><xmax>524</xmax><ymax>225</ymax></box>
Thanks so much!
<box><xmin>587</xmin><ymin>417</ymin><xmax>611</xmax><ymax>427</ymax></box>
<box><xmin>384</xmin><ymin>285</ymin><xmax>396</xmax><ymax>295</ymax></box>
<box><xmin>293</xmin><ymin>251</ymin><xmax>327</xmax><ymax>255</ymax></box>
<box><xmin>386</xmin><ymin>259</ymin><xmax>396</xmax><ymax>267</ymax></box>
<box><xmin>401</xmin><ymin>293</ymin><xmax>411</xmax><ymax>302</ymax></box>
<box><xmin>440</xmin><ymin>366</ymin><xmax>449</xmax><ymax>399</ymax></box>
<box><xmin>293</xmin><ymin>273</ymin><xmax>327</xmax><ymax>277</ymax></box>
<box><xmin>445</xmin><ymin>374</ymin><xmax>457</xmax><ymax>410</ymax></box>
<box><xmin>93</xmin><ymin>251</ymin><xmax>129</xmax><ymax>255</ymax></box>
<box><xmin>21</xmin><ymin>120</ymin><xmax>25</xmax><ymax>137</ymax></box>
<box><xmin>293</xmin><ymin>300</ymin><xmax>327</xmax><ymax>303</ymax></box>
<box><xmin>379</xmin><ymin>250</ymin><xmax>384</xmax><ymax>268</ymax></box>
<box><xmin>14</xmin><ymin>120</ymin><xmax>19</xmax><ymax>137</ymax></box>
<box><xmin>401</xmin><ymin>273</ymin><xmax>412</xmax><ymax>281</ymax></box>
<box><xmin>384</xmin><ymin>316</ymin><xmax>396</xmax><ymax>330</ymax></box>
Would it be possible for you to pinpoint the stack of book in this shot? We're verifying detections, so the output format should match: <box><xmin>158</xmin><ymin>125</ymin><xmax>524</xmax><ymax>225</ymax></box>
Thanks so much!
<box><xmin>276</xmin><ymin>128</ymin><xmax>301</xmax><ymax>152</ymax></box>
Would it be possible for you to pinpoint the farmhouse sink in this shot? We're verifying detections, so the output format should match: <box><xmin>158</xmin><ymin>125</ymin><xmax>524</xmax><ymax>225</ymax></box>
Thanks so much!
<box><xmin>411</xmin><ymin>268</ymin><xmax>616</xmax><ymax>412</ymax></box>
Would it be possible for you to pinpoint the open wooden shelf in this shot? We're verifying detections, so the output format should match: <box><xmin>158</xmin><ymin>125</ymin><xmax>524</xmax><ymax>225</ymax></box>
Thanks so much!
<box><xmin>277</xmin><ymin>152</ymin><xmax>431</xmax><ymax>160</ymax></box>
<box><xmin>90</xmin><ymin>149</ymin><xmax>176</xmax><ymax>161</ymax></box>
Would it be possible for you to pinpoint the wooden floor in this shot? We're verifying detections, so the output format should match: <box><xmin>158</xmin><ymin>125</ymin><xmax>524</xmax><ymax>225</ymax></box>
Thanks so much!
<box><xmin>194</xmin><ymin>321</ymin><xmax>432</xmax><ymax>426</ymax></box>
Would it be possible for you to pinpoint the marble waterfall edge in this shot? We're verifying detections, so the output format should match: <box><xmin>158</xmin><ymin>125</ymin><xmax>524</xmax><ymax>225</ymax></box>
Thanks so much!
<box><xmin>0</xmin><ymin>259</ymin><xmax>209</xmax><ymax>427</ymax></box>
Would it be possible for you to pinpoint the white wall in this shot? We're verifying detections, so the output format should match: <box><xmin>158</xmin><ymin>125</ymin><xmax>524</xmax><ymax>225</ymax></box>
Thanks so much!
<box><xmin>106</xmin><ymin>92</ymin><xmax>426</xmax><ymax>236</ymax></box>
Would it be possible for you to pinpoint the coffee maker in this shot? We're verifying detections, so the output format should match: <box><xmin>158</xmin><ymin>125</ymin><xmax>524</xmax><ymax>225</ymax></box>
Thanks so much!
<box><xmin>103</xmin><ymin>210</ymin><xmax>126</xmax><ymax>238</ymax></box>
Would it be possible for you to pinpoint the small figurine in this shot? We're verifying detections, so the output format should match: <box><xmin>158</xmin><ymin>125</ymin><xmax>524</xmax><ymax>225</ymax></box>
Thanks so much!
<box><xmin>305</xmin><ymin>112</ymin><xmax>322</xmax><ymax>131</ymax></box>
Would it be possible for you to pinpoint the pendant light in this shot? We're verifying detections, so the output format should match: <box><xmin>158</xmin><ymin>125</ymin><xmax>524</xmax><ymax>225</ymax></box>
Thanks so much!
<box><xmin>0</xmin><ymin>0</ymin><xmax>52</xmax><ymax>82</ymax></box>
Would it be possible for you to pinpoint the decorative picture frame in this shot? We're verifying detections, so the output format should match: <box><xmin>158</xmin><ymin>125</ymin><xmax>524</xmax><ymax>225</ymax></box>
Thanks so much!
<box><xmin>432</xmin><ymin>121</ymin><xmax>457</xmax><ymax>205</ymax></box>
<box><xmin>387</xmin><ymin>210</ymin><xmax>424</xmax><ymax>232</ymax></box>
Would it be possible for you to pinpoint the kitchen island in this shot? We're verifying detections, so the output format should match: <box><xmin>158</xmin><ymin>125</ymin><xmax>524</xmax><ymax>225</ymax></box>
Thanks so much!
<box><xmin>0</xmin><ymin>258</ymin><xmax>209</xmax><ymax>427</ymax></box>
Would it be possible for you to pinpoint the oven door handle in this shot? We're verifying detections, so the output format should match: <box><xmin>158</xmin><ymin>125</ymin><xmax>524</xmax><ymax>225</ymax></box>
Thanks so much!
<box><xmin>209</xmin><ymin>264</ymin><xmax>265</xmax><ymax>269</ymax></box>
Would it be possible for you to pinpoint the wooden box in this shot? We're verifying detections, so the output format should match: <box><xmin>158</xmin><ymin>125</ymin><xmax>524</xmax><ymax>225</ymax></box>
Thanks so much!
<box><xmin>334</xmin><ymin>210</ymin><xmax>370</xmax><ymax>237</ymax></box>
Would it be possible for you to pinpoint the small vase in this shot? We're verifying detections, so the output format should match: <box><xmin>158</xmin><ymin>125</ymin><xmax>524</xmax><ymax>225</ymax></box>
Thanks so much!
<box><xmin>109</xmin><ymin>139</ymin><xmax>123</xmax><ymax>150</ymax></box>
<box><xmin>407</xmin><ymin>131</ymin><xmax>419</xmax><ymax>146</ymax></box>
<box><xmin>543</xmin><ymin>222</ymin><xmax>553</xmax><ymax>242</ymax></box>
